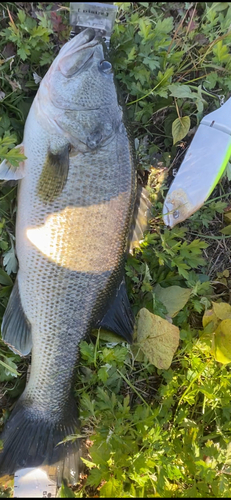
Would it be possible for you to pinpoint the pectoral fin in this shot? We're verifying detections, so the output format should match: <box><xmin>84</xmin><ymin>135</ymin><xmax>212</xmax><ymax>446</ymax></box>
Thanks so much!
<box><xmin>97</xmin><ymin>278</ymin><xmax>134</xmax><ymax>343</ymax></box>
<box><xmin>1</xmin><ymin>279</ymin><xmax>32</xmax><ymax>356</ymax></box>
<box><xmin>37</xmin><ymin>144</ymin><xmax>69</xmax><ymax>203</ymax></box>
<box><xmin>129</xmin><ymin>185</ymin><xmax>152</xmax><ymax>252</ymax></box>
<box><xmin>0</xmin><ymin>144</ymin><xmax>25</xmax><ymax>180</ymax></box>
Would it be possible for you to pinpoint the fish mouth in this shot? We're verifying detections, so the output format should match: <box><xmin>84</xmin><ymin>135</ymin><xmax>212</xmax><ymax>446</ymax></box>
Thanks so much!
<box><xmin>74</xmin><ymin>27</ymin><xmax>97</xmax><ymax>45</ymax></box>
<box><xmin>59</xmin><ymin>28</ymin><xmax>98</xmax><ymax>56</ymax></box>
<box><xmin>57</xmin><ymin>28</ymin><xmax>102</xmax><ymax>77</ymax></box>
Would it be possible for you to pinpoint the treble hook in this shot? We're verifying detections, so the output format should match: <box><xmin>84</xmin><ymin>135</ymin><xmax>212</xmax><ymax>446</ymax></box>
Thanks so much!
<box><xmin>202</xmin><ymin>83</ymin><xmax>225</xmax><ymax>106</ymax></box>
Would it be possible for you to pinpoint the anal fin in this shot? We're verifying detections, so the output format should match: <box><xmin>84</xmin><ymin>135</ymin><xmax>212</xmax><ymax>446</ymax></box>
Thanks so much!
<box><xmin>97</xmin><ymin>279</ymin><xmax>134</xmax><ymax>343</ymax></box>
<box><xmin>1</xmin><ymin>278</ymin><xmax>32</xmax><ymax>356</ymax></box>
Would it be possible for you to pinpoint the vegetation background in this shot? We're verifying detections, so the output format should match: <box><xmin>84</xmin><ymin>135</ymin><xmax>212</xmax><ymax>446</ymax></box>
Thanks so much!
<box><xmin>0</xmin><ymin>1</ymin><xmax>231</xmax><ymax>497</ymax></box>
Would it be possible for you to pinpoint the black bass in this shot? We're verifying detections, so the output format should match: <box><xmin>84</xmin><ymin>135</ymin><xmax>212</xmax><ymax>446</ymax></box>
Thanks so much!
<box><xmin>0</xmin><ymin>28</ymin><xmax>139</xmax><ymax>478</ymax></box>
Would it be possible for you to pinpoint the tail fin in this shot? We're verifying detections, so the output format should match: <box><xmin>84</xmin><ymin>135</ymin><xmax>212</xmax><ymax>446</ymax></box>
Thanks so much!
<box><xmin>0</xmin><ymin>397</ymin><xmax>82</xmax><ymax>483</ymax></box>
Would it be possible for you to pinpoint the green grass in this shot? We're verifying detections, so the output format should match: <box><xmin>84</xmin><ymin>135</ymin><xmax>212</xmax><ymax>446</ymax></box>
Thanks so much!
<box><xmin>0</xmin><ymin>2</ymin><xmax>231</xmax><ymax>497</ymax></box>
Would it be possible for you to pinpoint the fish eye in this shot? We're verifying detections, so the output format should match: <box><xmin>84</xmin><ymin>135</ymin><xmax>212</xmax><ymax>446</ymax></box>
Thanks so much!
<box><xmin>99</xmin><ymin>60</ymin><xmax>112</xmax><ymax>74</ymax></box>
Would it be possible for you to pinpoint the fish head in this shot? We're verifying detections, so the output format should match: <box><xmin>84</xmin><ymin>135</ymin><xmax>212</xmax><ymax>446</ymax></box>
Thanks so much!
<box><xmin>35</xmin><ymin>29</ymin><xmax>121</xmax><ymax>150</ymax></box>
<box><xmin>49</xmin><ymin>28</ymin><xmax>116</xmax><ymax>109</ymax></box>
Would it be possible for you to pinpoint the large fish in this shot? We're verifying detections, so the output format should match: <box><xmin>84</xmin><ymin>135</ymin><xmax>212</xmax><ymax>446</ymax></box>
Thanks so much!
<box><xmin>0</xmin><ymin>28</ymin><xmax>144</xmax><ymax>479</ymax></box>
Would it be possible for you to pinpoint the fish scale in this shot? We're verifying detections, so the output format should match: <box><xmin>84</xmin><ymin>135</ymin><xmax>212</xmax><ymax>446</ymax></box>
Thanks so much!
<box><xmin>0</xmin><ymin>28</ymin><xmax>138</xmax><ymax>480</ymax></box>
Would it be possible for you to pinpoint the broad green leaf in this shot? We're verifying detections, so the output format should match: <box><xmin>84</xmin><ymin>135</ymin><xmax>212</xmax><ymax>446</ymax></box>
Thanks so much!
<box><xmin>4</xmin><ymin>145</ymin><xmax>27</xmax><ymax>167</ymax></box>
<box><xmin>225</xmin><ymin>162</ymin><xmax>231</xmax><ymax>181</ymax></box>
<box><xmin>0</xmin><ymin>285</ymin><xmax>13</xmax><ymax>298</ymax></box>
<box><xmin>143</xmin><ymin>56</ymin><xmax>160</xmax><ymax>71</ymax></box>
<box><xmin>91</xmin><ymin>328</ymin><xmax>123</xmax><ymax>343</ymax></box>
<box><xmin>204</xmin><ymin>72</ymin><xmax>218</xmax><ymax>90</ymax></box>
<box><xmin>154</xmin><ymin>284</ymin><xmax>191</xmax><ymax>317</ymax></box>
<box><xmin>220</xmin><ymin>224</ymin><xmax>231</xmax><ymax>235</ymax></box>
<box><xmin>213</xmin><ymin>320</ymin><xmax>231</xmax><ymax>364</ymax></box>
<box><xmin>212</xmin><ymin>301</ymin><xmax>231</xmax><ymax>321</ymax></box>
<box><xmin>136</xmin><ymin>308</ymin><xmax>179</xmax><ymax>369</ymax></box>
<box><xmin>3</xmin><ymin>245</ymin><xmax>18</xmax><ymax>275</ymax></box>
<box><xmin>172</xmin><ymin>116</ymin><xmax>191</xmax><ymax>144</ymax></box>
<box><xmin>18</xmin><ymin>45</ymin><xmax>30</xmax><ymax>61</ymax></box>
<box><xmin>0</xmin><ymin>135</ymin><xmax>17</xmax><ymax>148</ymax></box>
<box><xmin>138</xmin><ymin>17</ymin><xmax>151</xmax><ymax>40</ymax></box>
<box><xmin>156</xmin><ymin>16</ymin><xmax>173</xmax><ymax>34</ymax></box>
<box><xmin>80</xmin><ymin>341</ymin><xmax>95</xmax><ymax>363</ymax></box>
<box><xmin>40</xmin><ymin>52</ymin><xmax>53</xmax><ymax>66</ymax></box>
<box><xmin>98</xmin><ymin>366</ymin><xmax>109</xmax><ymax>383</ymax></box>
<box><xmin>0</xmin><ymin>358</ymin><xmax>20</xmax><ymax>380</ymax></box>
<box><xmin>86</xmin><ymin>467</ymin><xmax>104</xmax><ymax>487</ymax></box>
<box><xmin>157</xmin><ymin>67</ymin><xmax>174</xmax><ymax>86</ymax></box>
<box><xmin>210</xmin><ymin>2</ymin><xmax>229</xmax><ymax>11</ymax></box>
<box><xmin>30</xmin><ymin>26</ymin><xmax>52</xmax><ymax>38</ymax></box>
<box><xmin>58</xmin><ymin>480</ymin><xmax>75</xmax><ymax>498</ymax></box>
<box><xmin>0</xmin><ymin>115</ymin><xmax>11</xmax><ymax>135</ymax></box>
<box><xmin>81</xmin><ymin>457</ymin><xmax>96</xmax><ymax>469</ymax></box>
<box><xmin>0</xmin><ymin>268</ymin><xmax>13</xmax><ymax>286</ymax></box>
<box><xmin>81</xmin><ymin>394</ymin><xmax>95</xmax><ymax>416</ymax></box>
<box><xmin>100</xmin><ymin>477</ymin><xmax>123</xmax><ymax>498</ymax></box>
<box><xmin>17</xmin><ymin>9</ymin><xmax>26</xmax><ymax>24</ymax></box>
<box><xmin>213</xmin><ymin>40</ymin><xmax>230</xmax><ymax>63</ymax></box>
<box><xmin>127</xmin><ymin>46</ymin><xmax>136</xmax><ymax>61</ymax></box>
<box><xmin>169</xmin><ymin>84</ymin><xmax>193</xmax><ymax>99</ymax></box>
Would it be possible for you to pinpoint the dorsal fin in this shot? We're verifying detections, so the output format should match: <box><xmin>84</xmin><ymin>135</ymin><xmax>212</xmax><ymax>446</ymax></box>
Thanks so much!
<box><xmin>129</xmin><ymin>185</ymin><xmax>152</xmax><ymax>252</ymax></box>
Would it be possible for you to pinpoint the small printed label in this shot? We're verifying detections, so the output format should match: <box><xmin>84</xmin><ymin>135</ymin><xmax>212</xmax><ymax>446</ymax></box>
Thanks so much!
<box><xmin>76</xmin><ymin>7</ymin><xmax>109</xmax><ymax>17</ymax></box>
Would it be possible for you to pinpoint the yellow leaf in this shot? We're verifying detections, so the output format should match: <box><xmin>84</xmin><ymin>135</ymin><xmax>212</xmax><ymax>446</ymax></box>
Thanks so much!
<box><xmin>172</xmin><ymin>116</ymin><xmax>191</xmax><ymax>145</ymax></box>
<box><xmin>220</xmin><ymin>224</ymin><xmax>231</xmax><ymax>235</ymax></box>
<box><xmin>212</xmin><ymin>301</ymin><xmax>231</xmax><ymax>321</ymax></box>
<box><xmin>198</xmin><ymin>331</ymin><xmax>213</xmax><ymax>352</ymax></box>
<box><xmin>154</xmin><ymin>284</ymin><xmax>191</xmax><ymax>318</ymax></box>
<box><xmin>0</xmin><ymin>475</ymin><xmax>13</xmax><ymax>489</ymax></box>
<box><xmin>136</xmin><ymin>308</ymin><xmax>180</xmax><ymax>369</ymax></box>
<box><xmin>202</xmin><ymin>309</ymin><xmax>219</xmax><ymax>330</ymax></box>
<box><xmin>224</xmin><ymin>210</ymin><xmax>231</xmax><ymax>224</ymax></box>
<box><xmin>130</xmin><ymin>343</ymin><xmax>146</xmax><ymax>362</ymax></box>
<box><xmin>213</xmin><ymin>319</ymin><xmax>231</xmax><ymax>364</ymax></box>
